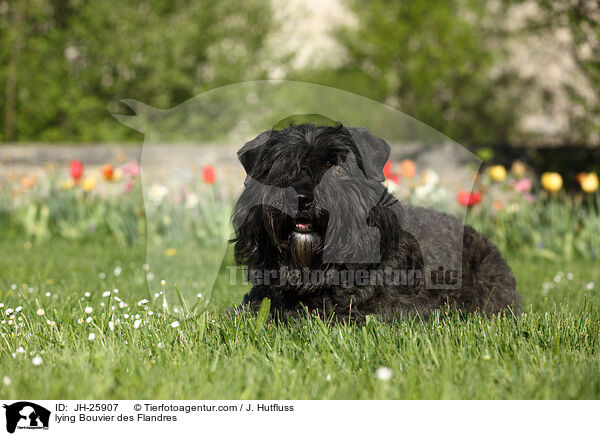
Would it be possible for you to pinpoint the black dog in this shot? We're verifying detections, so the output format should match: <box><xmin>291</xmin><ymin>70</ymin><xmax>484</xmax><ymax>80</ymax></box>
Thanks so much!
<box><xmin>232</xmin><ymin>123</ymin><xmax>520</xmax><ymax>321</ymax></box>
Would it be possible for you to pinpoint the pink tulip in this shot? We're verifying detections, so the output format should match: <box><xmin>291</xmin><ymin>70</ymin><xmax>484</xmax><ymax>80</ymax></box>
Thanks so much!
<box><xmin>122</xmin><ymin>161</ymin><xmax>140</xmax><ymax>178</ymax></box>
<box><xmin>512</xmin><ymin>178</ymin><xmax>532</xmax><ymax>194</ymax></box>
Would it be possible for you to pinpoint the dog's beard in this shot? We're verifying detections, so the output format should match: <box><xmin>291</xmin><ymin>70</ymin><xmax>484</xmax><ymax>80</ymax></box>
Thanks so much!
<box><xmin>289</xmin><ymin>231</ymin><xmax>321</xmax><ymax>268</ymax></box>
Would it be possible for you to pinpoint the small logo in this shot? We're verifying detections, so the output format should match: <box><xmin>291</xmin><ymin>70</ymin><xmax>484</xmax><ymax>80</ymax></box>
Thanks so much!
<box><xmin>2</xmin><ymin>402</ymin><xmax>50</xmax><ymax>434</ymax></box>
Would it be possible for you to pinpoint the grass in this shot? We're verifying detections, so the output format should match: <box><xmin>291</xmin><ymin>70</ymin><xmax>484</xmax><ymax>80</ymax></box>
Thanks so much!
<box><xmin>0</xmin><ymin>235</ymin><xmax>599</xmax><ymax>399</ymax></box>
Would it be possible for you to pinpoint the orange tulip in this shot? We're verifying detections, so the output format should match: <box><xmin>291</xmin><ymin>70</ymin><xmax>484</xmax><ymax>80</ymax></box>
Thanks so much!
<box><xmin>400</xmin><ymin>159</ymin><xmax>416</xmax><ymax>179</ymax></box>
<box><xmin>102</xmin><ymin>164</ymin><xmax>114</xmax><ymax>181</ymax></box>
<box><xmin>20</xmin><ymin>176</ymin><xmax>36</xmax><ymax>189</ymax></box>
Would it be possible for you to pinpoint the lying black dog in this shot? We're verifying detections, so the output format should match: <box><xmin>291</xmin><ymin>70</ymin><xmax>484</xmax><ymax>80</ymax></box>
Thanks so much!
<box><xmin>231</xmin><ymin>123</ymin><xmax>520</xmax><ymax>321</ymax></box>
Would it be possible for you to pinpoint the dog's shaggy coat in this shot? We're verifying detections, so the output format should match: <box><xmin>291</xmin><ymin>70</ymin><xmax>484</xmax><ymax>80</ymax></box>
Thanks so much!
<box><xmin>232</xmin><ymin>123</ymin><xmax>520</xmax><ymax>321</ymax></box>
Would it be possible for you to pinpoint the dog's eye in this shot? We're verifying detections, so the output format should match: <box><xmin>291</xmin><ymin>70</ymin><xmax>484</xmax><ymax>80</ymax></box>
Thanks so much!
<box><xmin>325</xmin><ymin>158</ymin><xmax>336</xmax><ymax>168</ymax></box>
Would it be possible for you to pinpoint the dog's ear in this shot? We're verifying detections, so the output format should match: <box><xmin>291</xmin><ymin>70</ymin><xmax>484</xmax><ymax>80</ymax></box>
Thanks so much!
<box><xmin>238</xmin><ymin>130</ymin><xmax>272</xmax><ymax>178</ymax></box>
<box><xmin>347</xmin><ymin>127</ymin><xmax>390</xmax><ymax>182</ymax></box>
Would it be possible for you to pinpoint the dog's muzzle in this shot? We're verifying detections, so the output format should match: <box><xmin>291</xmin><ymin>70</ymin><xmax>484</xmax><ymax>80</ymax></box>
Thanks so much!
<box><xmin>290</xmin><ymin>218</ymin><xmax>321</xmax><ymax>267</ymax></box>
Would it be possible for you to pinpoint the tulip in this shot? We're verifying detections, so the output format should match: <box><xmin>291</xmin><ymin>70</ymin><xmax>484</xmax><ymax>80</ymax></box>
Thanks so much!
<box><xmin>122</xmin><ymin>161</ymin><xmax>140</xmax><ymax>178</ymax></box>
<box><xmin>101</xmin><ymin>164</ymin><xmax>114</xmax><ymax>181</ymax></box>
<box><xmin>511</xmin><ymin>161</ymin><xmax>527</xmax><ymax>177</ymax></box>
<box><xmin>541</xmin><ymin>172</ymin><xmax>562</xmax><ymax>192</ymax></box>
<box><xmin>512</xmin><ymin>178</ymin><xmax>532</xmax><ymax>194</ymax></box>
<box><xmin>401</xmin><ymin>159</ymin><xmax>416</xmax><ymax>179</ymax></box>
<box><xmin>69</xmin><ymin>160</ymin><xmax>83</xmax><ymax>181</ymax></box>
<box><xmin>579</xmin><ymin>172</ymin><xmax>599</xmax><ymax>193</ymax></box>
<box><xmin>387</xmin><ymin>173</ymin><xmax>400</xmax><ymax>184</ymax></box>
<box><xmin>82</xmin><ymin>177</ymin><xmax>97</xmax><ymax>192</ymax></box>
<box><xmin>383</xmin><ymin>160</ymin><xmax>393</xmax><ymax>179</ymax></box>
<box><xmin>61</xmin><ymin>179</ymin><xmax>74</xmax><ymax>190</ymax></box>
<box><xmin>488</xmin><ymin>165</ymin><xmax>507</xmax><ymax>182</ymax></box>
<box><xmin>20</xmin><ymin>177</ymin><xmax>36</xmax><ymax>189</ymax></box>
<box><xmin>457</xmin><ymin>190</ymin><xmax>482</xmax><ymax>207</ymax></box>
<box><xmin>202</xmin><ymin>165</ymin><xmax>217</xmax><ymax>184</ymax></box>
<box><xmin>112</xmin><ymin>168</ymin><xmax>123</xmax><ymax>182</ymax></box>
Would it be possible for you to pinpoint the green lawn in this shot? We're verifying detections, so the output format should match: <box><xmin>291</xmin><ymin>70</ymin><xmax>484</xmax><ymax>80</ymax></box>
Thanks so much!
<box><xmin>0</xmin><ymin>235</ymin><xmax>599</xmax><ymax>399</ymax></box>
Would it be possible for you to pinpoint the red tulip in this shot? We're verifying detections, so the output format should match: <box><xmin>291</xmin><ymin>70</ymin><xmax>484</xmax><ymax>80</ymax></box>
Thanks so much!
<box><xmin>70</xmin><ymin>160</ymin><xmax>83</xmax><ymax>181</ymax></box>
<box><xmin>383</xmin><ymin>160</ymin><xmax>393</xmax><ymax>179</ymax></box>
<box><xmin>202</xmin><ymin>165</ymin><xmax>216</xmax><ymax>184</ymax></box>
<box><xmin>387</xmin><ymin>173</ymin><xmax>400</xmax><ymax>184</ymax></box>
<box><xmin>457</xmin><ymin>190</ymin><xmax>482</xmax><ymax>207</ymax></box>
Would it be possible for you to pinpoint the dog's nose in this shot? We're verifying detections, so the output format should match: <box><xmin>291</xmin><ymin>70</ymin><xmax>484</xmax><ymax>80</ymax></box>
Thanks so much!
<box><xmin>297</xmin><ymin>192</ymin><xmax>313</xmax><ymax>210</ymax></box>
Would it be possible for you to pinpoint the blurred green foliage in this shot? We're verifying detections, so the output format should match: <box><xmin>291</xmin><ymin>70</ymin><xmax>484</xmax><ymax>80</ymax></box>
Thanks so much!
<box><xmin>290</xmin><ymin>0</ymin><xmax>532</xmax><ymax>147</ymax></box>
<box><xmin>0</xmin><ymin>0</ymin><xmax>598</xmax><ymax>145</ymax></box>
<box><xmin>0</xmin><ymin>0</ymin><xmax>272</xmax><ymax>142</ymax></box>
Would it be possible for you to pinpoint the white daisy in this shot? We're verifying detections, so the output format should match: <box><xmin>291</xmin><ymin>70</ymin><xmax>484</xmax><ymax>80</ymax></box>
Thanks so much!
<box><xmin>375</xmin><ymin>366</ymin><xmax>392</xmax><ymax>381</ymax></box>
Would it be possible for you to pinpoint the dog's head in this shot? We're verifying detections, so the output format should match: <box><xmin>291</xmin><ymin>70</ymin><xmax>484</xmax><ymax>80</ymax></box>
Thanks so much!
<box><xmin>232</xmin><ymin>123</ymin><xmax>397</xmax><ymax>271</ymax></box>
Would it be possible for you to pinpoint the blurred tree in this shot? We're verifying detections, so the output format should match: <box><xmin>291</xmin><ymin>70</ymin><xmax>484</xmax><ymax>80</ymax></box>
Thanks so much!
<box><xmin>0</xmin><ymin>0</ymin><xmax>272</xmax><ymax>142</ymax></box>
<box><xmin>289</xmin><ymin>0</ymin><xmax>531</xmax><ymax>147</ymax></box>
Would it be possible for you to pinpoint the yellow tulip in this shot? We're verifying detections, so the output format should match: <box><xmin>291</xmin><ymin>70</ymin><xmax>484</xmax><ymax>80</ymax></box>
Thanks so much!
<box><xmin>541</xmin><ymin>172</ymin><xmax>562</xmax><ymax>192</ymax></box>
<box><xmin>112</xmin><ymin>168</ymin><xmax>123</xmax><ymax>182</ymax></box>
<box><xmin>580</xmin><ymin>172</ymin><xmax>599</xmax><ymax>193</ymax></box>
<box><xmin>511</xmin><ymin>160</ymin><xmax>527</xmax><ymax>177</ymax></box>
<box><xmin>61</xmin><ymin>179</ymin><xmax>74</xmax><ymax>190</ymax></box>
<box><xmin>488</xmin><ymin>165</ymin><xmax>507</xmax><ymax>182</ymax></box>
<box><xmin>82</xmin><ymin>176</ymin><xmax>97</xmax><ymax>192</ymax></box>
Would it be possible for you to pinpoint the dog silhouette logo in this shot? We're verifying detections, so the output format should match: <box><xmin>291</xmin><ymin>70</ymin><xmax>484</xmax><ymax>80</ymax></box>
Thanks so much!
<box><xmin>2</xmin><ymin>402</ymin><xmax>50</xmax><ymax>433</ymax></box>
